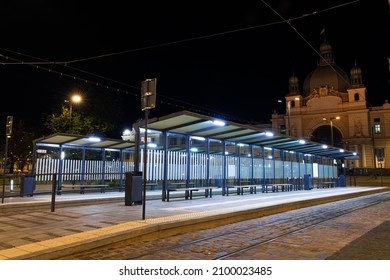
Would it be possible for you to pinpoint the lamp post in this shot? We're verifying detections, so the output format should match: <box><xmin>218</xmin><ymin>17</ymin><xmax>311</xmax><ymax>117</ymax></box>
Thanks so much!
<box><xmin>140</xmin><ymin>78</ymin><xmax>157</xmax><ymax>220</ymax></box>
<box><xmin>287</xmin><ymin>101</ymin><xmax>291</xmax><ymax>136</ymax></box>
<box><xmin>323</xmin><ymin>116</ymin><xmax>340</xmax><ymax>146</ymax></box>
<box><xmin>65</xmin><ymin>94</ymin><xmax>82</xmax><ymax>132</ymax></box>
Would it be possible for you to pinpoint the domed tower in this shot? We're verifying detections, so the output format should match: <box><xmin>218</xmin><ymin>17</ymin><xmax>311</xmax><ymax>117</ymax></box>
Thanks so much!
<box><xmin>286</xmin><ymin>72</ymin><xmax>302</xmax><ymax>110</ymax></box>
<box><xmin>303</xmin><ymin>40</ymin><xmax>350</xmax><ymax>100</ymax></box>
<box><xmin>285</xmin><ymin>72</ymin><xmax>303</xmax><ymax>136</ymax></box>
<box><xmin>350</xmin><ymin>62</ymin><xmax>364</xmax><ymax>88</ymax></box>
<box><xmin>347</xmin><ymin>61</ymin><xmax>366</xmax><ymax>104</ymax></box>
<box><xmin>288</xmin><ymin>73</ymin><xmax>300</xmax><ymax>95</ymax></box>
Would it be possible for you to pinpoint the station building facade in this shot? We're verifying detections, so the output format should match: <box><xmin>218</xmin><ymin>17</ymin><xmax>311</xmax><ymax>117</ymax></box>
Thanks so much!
<box><xmin>271</xmin><ymin>39</ymin><xmax>389</xmax><ymax>175</ymax></box>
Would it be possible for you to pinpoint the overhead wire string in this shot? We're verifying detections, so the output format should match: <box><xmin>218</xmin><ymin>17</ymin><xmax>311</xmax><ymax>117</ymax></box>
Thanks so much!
<box><xmin>0</xmin><ymin>0</ymin><xmax>360</xmax><ymax>68</ymax></box>
<box><xmin>260</xmin><ymin>0</ymin><xmax>360</xmax><ymax>88</ymax></box>
<box><xmin>0</xmin><ymin>50</ymin><xmax>249</xmax><ymax>123</ymax></box>
<box><xmin>57</xmin><ymin>3</ymin><xmax>352</xmax><ymax>65</ymax></box>
<box><xmin>0</xmin><ymin>51</ymin><xmax>140</xmax><ymax>97</ymax></box>
<box><xmin>1</xmin><ymin>1</ymin><xmax>360</xmax><ymax>123</ymax></box>
<box><xmin>63</xmin><ymin>21</ymin><xmax>287</xmax><ymax>65</ymax></box>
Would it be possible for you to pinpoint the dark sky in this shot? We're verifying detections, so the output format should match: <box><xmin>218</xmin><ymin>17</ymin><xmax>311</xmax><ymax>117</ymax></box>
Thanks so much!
<box><xmin>1</xmin><ymin>0</ymin><xmax>389</xmax><ymax>138</ymax></box>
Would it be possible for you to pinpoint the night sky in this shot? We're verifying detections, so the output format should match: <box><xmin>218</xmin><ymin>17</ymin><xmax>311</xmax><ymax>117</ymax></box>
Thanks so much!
<box><xmin>1</xmin><ymin>0</ymin><xmax>389</xmax><ymax>138</ymax></box>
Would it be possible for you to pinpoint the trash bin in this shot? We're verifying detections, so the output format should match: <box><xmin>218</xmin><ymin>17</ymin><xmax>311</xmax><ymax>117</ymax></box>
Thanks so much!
<box><xmin>338</xmin><ymin>175</ymin><xmax>346</xmax><ymax>187</ymax></box>
<box><xmin>20</xmin><ymin>175</ymin><xmax>35</xmax><ymax>196</ymax></box>
<box><xmin>303</xmin><ymin>174</ymin><xmax>312</xmax><ymax>190</ymax></box>
<box><xmin>125</xmin><ymin>171</ymin><xmax>142</xmax><ymax>206</ymax></box>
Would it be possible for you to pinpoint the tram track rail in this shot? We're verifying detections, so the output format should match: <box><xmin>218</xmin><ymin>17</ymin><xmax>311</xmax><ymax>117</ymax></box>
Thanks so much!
<box><xmin>214</xmin><ymin>193</ymin><xmax>390</xmax><ymax>259</ymax></box>
<box><xmin>64</xmin><ymin>191</ymin><xmax>390</xmax><ymax>260</ymax></box>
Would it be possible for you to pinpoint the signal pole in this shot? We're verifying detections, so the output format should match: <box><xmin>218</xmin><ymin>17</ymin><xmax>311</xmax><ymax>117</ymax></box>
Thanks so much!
<box><xmin>140</xmin><ymin>78</ymin><xmax>157</xmax><ymax>220</ymax></box>
<box><xmin>4</xmin><ymin>116</ymin><xmax>13</xmax><ymax>174</ymax></box>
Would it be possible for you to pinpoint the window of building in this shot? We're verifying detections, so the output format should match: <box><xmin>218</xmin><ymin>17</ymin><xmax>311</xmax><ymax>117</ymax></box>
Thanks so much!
<box><xmin>354</xmin><ymin>93</ymin><xmax>360</xmax><ymax>101</ymax></box>
<box><xmin>280</xmin><ymin>125</ymin><xmax>286</xmax><ymax>135</ymax></box>
<box><xmin>374</xmin><ymin>118</ymin><xmax>380</xmax><ymax>123</ymax></box>
<box><xmin>375</xmin><ymin>148</ymin><xmax>385</xmax><ymax>163</ymax></box>
<box><xmin>374</xmin><ymin>124</ymin><xmax>381</xmax><ymax>134</ymax></box>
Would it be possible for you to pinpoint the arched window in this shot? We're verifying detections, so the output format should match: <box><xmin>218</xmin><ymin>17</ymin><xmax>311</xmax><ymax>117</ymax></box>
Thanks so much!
<box><xmin>354</xmin><ymin>93</ymin><xmax>360</xmax><ymax>101</ymax></box>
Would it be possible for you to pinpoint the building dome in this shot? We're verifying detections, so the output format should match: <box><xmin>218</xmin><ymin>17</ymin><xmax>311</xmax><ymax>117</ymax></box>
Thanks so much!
<box><xmin>303</xmin><ymin>64</ymin><xmax>350</xmax><ymax>96</ymax></box>
<box><xmin>302</xmin><ymin>40</ymin><xmax>350</xmax><ymax>96</ymax></box>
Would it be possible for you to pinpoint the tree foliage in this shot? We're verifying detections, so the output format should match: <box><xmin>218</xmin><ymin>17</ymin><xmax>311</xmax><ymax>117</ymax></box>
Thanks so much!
<box><xmin>1</xmin><ymin>120</ymin><xmax>35</xmax><ymax>173</ymax></box>
<box><xmin>44</xmin><ymin>105</ymin><xmax>113</xmax><ymax>135</ymax></box>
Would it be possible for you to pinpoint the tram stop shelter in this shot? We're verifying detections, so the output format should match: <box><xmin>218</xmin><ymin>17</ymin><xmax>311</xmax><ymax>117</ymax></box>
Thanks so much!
<box><xmin>31</xmin><ymin>110</ymin><xmax>359</xmax><ymax>197</ymax></box>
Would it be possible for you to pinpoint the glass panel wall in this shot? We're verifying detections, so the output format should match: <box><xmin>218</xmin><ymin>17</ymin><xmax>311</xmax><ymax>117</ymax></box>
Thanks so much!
<box><xmin>274</xmin><ymin>148</ymin><xmax>283</xmax><ymax>183</ymax></box>
<box><xmin>225</xmin><ymin>141</ymin><xmax>238</xmax><ymax>185</ymax></box>
<box><xmin>252</xmin><ymin>145</ymin><xmax>263</xmax><ymax>184</ymax></box>
<box><xmin>264</xmin><ymin>147</ymin><xmax>274</xmax><ymax>184</ymax></box>
<box><xmin>189</xmin><ymin>136</ymin><xmax>208</xmax><ymax>186</ymax></box>
<box><xmin>209</xmin><ymin>139</ymin><xmax>223</xmax><ymax>187</ymax></box>
<box><xmin>239</xmin><ymin>143</ymin><xmax>252</xmax><ymax>184</ymax></box>
<box><xmin>282</xmin><ymin>150</ymin><xmax>292</xmax><ymax>181</ymax></box>
<box><xmin>291</xmin><ymin>152</ymin><xmax>300</xmax><ymax>179</ymax></box>
<box><xmin>166</xmin><ymin>132</ymin><xmax>187</xmax><ymax>182</ymax></box>
<box><xmin>139</xmin><ymin>128</ymin><xmax>164</xmax><ymax>190</ymax></box>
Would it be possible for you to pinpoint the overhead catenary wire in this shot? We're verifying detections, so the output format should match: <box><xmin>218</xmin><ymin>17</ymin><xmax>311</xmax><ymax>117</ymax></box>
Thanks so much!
<box><xmin>0</xmin><ymin>1</ymin><xmax>359</xmax><ymax>67</ymax></box>
<box><xmin>260</xmin><ymin>0</ymin><xmax>360</xmax><ymax>88</ymax></box>
<box><xmin>0</xmin><ymin>0</ymin><xmax>362</xmax><ymax>124</ymax></box>
<box><xmin>0</xmin><ymin>51</ymin><xmax>250</xmax><ymax>123</ymax></box>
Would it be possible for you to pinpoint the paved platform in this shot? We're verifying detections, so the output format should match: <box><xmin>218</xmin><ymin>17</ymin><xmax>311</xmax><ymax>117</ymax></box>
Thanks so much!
<box><xmin>0</xmin><ymin>186</ymin><xmax>388</xmax><ymax>260</ymax></box>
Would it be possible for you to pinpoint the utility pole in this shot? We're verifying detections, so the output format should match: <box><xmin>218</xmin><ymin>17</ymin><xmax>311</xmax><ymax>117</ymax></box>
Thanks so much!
<box><xmin>4</xmin><ymin>116</ymin><xmax>13</xmax><ymax>174</ymax></box>
<box><xmin>2</xmin><ymin>116</ymin><xmax>12</xmax><ymax>204</ymax></box>
<box><xmin>140</xmin><ymin>78</ymin><xmax>157</xmax><ymax>220</ymax></box>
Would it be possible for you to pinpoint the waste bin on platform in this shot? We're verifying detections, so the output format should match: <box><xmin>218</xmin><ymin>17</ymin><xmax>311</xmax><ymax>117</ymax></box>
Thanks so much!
<box><xmin>303</xmin><ymin>174</ymin><xmax>312</xmax><ymax>190</ymax></box>
<box><xmin>338</xmin><ymin>175</ymin><xmax>346</xmax><ymax>187</ymax></box>
<box><xmin>20</xmin><ymin>175</ymin><xmax>35</xmax><ymax>196</ymax></box>
<box><xmin>125</xmin><ymin>171</ymin><xmax>142</xmax><ymax>206</ymax></box>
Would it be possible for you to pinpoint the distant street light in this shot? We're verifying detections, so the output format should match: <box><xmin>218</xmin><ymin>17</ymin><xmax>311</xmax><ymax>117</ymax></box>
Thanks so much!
<box><xmin>323</xmin><ymin>116</ymin><xmax>340</xmax><ymax>146</ymax></box>
<box><xmin>280</xmin><ymin>97</ymin><xmax>299</xmax><ymax>136</ymax></box>
<box><xmin>65</xmin><ymin>94</ymin><xmax>82</xmax><ymax>132</ymax></box>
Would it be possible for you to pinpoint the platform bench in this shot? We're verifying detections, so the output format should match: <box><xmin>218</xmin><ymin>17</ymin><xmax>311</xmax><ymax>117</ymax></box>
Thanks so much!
<box><xmin>262</xmin><ymin>183</ymin><xmax>293</xmax><ymax>193</ymax></box>
<box><xmin>317</xmin><ymin>181</ymin><xmax>336</xmax><ymax>189</ymax></box>
<box><xmin>166</xmin><ymin>186</ymin><xmax>217</xmax><ymax>202</ymax></box>
<box><xmin>60</xmin><ymin>184</ymin><xmax>109</xmax><ymax>194</ymax></box>
<box><xmin>223</xmin><ymin>185</ymin><xmax>257</xmax><ymax>196</ymax></box>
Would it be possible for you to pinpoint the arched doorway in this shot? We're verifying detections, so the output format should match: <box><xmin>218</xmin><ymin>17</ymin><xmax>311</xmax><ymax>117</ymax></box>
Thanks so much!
<box><xmin>310</xmin><ymin>125</ymin><xmax>343</xmax><ymax>148</ymax></box>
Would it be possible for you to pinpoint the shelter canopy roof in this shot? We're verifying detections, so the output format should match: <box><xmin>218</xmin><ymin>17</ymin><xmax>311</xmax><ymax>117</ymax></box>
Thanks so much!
<box><xmin>33</xmin><ymin>133</ymin><xmax>135</xmax><ymax>150</ymax></box>
<box><xmin>135</xmin><ymin>110</ymin><xmax>358</xmax><ymax>159</ymax></box>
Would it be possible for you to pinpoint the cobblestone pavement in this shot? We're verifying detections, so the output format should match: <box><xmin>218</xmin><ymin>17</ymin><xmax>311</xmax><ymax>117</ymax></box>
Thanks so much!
<box><xmin>0</xmin><ymin>186</ymin><xmax>389</xmax><ymax>260</ymax></box>
<box><xmin>61</xmin><ymin>192</ymin><xmax>390</xmax><ymax>260</ymax></box>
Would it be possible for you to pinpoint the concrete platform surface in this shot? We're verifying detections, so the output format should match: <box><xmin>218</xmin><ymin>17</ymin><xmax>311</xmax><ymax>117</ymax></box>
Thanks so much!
<box><xmin>0</xmin><ymin>186</ymin><xmax>388</xmax><ymax>260</ymax></box>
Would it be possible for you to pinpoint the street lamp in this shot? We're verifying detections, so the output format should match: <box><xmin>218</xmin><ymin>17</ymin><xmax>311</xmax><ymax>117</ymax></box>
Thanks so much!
<box><xmin>287</xmin><ymin>101</ymin><xmax>291</xmax><ymax>136</ymax></box>
<box><xmin>323</xmin><ymin>116</ymin><xmax>340</xmax><ymax>146</ymax></box>
<box><xmin>65</xmin><ymin>94</ymin><xmax>82</xmax><ymax>132</ymax></box>
<box><xmin>281</xmin><ymin>97</ymin><xmax>299</xmax><ymax>137</ymax></box>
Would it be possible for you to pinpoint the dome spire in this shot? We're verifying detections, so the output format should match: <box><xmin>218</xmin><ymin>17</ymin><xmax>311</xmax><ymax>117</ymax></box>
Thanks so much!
<box><xmin>288</xmin><ymin>71</ymin><xmax>300</xmax><ymax>95</ymax></box>
<box><xmin>350</xmin><ymin>59</ymin><xmax>364</xmax><ymax>88</ymax></box>
<box><xmin>319</xmin><ymin>34</ymin><xmax>334</xmax><ymax>66</ymax></box>
<box><xmin>320</xmin><ymin>26</ymin><xmax>326</xmax><ymax>42</ymax></box>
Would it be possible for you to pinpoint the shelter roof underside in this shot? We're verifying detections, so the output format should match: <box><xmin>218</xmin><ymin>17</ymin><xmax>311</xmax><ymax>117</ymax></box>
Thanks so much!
<box><xmin>137</xmin><ymin>110</ymin><xmax>357</xmax><ymax>159</ymax></box>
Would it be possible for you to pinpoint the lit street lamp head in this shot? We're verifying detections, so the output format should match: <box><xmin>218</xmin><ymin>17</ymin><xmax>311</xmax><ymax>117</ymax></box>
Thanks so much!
<box><xmin>67</xmin><ymin>93</ymin><xmax>83</xmax><ymax>133</ymax></box>
<box><xmin>71</xmin><ymin>94</ymin><xmax>82</xmax><ymax>104</ymax></box>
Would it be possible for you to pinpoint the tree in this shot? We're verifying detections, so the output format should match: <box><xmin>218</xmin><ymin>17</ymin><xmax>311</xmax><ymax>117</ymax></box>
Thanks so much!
<box><xmin>1</xmin><ymin>120</ymin><xmax>35</xmax><ymax>173</ymax></box>
<box><xmin>44</xmin><ymin>105</ymin><xmax>110</xmax><ymax>135</ymax></box>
